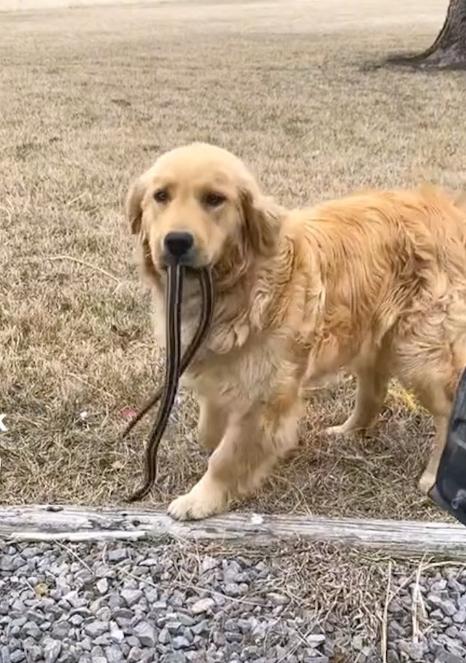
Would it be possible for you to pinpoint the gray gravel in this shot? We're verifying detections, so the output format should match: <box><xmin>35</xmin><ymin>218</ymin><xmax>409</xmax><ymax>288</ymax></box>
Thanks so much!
<box><xmin>384</xmin><ymin>566</ymin><xmax>466</xmax><ymax>663</ymax></box>
<box><xmin>1</xmin><ymin>540</ymin><xmax>466</xmax><ymax>662</ymax></box>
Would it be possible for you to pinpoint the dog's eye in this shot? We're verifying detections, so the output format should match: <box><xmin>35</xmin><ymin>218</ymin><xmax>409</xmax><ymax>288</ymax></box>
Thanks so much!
<box><xmin>203</xmin><ymin>192</ymin><xmax>226</xmax><ymax>208</ymax></box>
<box><xmin>154</xmin><ymin>189</ymin><xmax>170</xmax><ymax>204</ymax></box>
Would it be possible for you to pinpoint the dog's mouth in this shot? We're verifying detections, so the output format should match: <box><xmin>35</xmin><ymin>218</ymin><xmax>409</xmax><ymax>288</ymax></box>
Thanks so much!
<box><xmin>157</xmin><ymin>263</ymin><xmax>211</xmax><ymax>289</ymax></box>
<box><xmin>157</xmin><ymin>251</ymin><xmax>213</xmax><ymax>273</ymax></box>
<box><xmin>161</xmin><ymin>251</ymin><xmax>196</xmax><ymax>268</ymax></box>
<box><xmin>182</xmin><ymin>264</ymin><xmax>210</xmax><ymax>279</ymax></box>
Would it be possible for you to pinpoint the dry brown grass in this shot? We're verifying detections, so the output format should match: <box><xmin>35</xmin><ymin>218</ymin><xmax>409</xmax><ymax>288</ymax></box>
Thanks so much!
<box><xmin>1</xmin><ymin>0</ymin><xmax>465</xmax><ymax>520</ymax></box>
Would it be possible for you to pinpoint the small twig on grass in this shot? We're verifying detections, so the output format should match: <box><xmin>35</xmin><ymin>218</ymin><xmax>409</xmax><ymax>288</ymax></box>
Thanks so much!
<box><xmin>277</xmin><ymin>624</ymin><xmax>322</xmax><ymax>663</ymax></box>
<box><xmin>67</xmin><ymin>371</ymin><xmax>115</xmax><ymax>401</ymax></box>
<box><xmin>54</xmin><ymin>539</ymin><xmax>95</xmax><ymax>574</ymax></box>
<box><xmin>381</xmin><ymin>560</ymin><xmax>392</xmax><ymax>663</ymax></box>
<box><xmin>46</xmin><ymin>255</ymin><xmax>121</xmax><ymax>284</ymax></box>
<box><xmin>65</xmin><ymin>192</ymin><xmax>87</xmax><ymax>207</ymax></box>
<box><xmin>178</xmin><ymin>578</ymin><xmax>264</xmax><ymax>608</ymax></box>
<box><xmin>418</xmin><ymin>585</ymin><xmax>428</xmax><ymax>621</ymax></box>
<box><xmin>411</xmin><ymin>559</ymin><xmax>425</xmax><ymax>642</ymax></box>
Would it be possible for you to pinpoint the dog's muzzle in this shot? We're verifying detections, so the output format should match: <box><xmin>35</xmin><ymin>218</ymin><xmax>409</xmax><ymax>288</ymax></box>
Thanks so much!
<box><xmin>163</xmin><ymin>231</ymin><xmax>196</xmax><ymax>266</ymax></box>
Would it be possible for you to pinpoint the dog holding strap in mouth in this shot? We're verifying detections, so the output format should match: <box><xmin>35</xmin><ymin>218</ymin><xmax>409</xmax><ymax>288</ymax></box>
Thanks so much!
<box><xmin>126</xmin><ymin>142</ymin><xmax>466</xmax><ymax>521</ymax></box>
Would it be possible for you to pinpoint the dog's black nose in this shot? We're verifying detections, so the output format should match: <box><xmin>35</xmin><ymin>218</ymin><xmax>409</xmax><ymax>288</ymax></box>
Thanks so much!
<box><xmin>164</xmin><ymin>231</ymin><xmax>194</xmax><ymax>258</ymax></box>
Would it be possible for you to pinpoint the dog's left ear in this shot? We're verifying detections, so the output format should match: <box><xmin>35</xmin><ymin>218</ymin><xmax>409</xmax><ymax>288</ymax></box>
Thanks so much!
<box><xmin>241</xmin><ymin>184</ymin><xmax>283</xmax><ymax>257</ymax></box>
<box><xmin>125</xmin><ymin>176</ymin><xmax>147</xmax><ymax>235</ymax></box>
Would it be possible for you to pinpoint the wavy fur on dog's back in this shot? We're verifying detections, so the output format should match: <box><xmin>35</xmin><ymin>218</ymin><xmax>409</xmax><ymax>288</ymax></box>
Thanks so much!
<box><xmin>290</xmin><ymin>186</ymin><xmax>466</xmax><ymax>348</ymax></box>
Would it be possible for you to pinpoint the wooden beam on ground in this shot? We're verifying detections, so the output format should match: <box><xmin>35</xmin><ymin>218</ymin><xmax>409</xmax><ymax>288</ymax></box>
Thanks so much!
<box><xmin>1</xmin><ymin>505</ymin><xmax>466</xmax><ymax>557</ymax></box>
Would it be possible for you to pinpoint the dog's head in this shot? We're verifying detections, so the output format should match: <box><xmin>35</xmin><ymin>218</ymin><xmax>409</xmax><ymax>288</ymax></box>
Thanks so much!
<box><xmin>126</xmin><ymin>143</ymin><xmax>282</xmax><ymax>281</ymax></box>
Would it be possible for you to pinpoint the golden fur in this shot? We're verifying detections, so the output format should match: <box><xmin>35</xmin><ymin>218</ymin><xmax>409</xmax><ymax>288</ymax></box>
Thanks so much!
<box><xmin>127</xmin><ymin>143</ymin><xmax>466</xmax><ymax>520</ymax></box>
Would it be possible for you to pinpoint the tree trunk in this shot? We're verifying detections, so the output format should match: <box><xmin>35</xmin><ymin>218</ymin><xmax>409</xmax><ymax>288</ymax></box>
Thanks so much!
<box><xmin>389</xmin><ymin>0</ymin><xmax>466</xmax><ymax>69</ymax></box>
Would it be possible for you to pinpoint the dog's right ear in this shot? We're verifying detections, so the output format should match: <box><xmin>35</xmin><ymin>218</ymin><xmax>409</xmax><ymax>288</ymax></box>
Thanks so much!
<box><xmin>126</xmin><ymin>176</ymin><xmax>146</xmax><ymax>235</ymax></box>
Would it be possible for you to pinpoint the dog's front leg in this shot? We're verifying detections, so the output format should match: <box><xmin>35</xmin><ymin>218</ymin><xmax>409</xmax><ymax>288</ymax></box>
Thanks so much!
<box><xmin>168</xmin><ymin>397</ymin><xmax>301</xmax><ymax>521</ymax></box>
<box><xmin>197</xmin><ymin>396</ymin><xmax>226</xmax><ymax>451</ymax></box>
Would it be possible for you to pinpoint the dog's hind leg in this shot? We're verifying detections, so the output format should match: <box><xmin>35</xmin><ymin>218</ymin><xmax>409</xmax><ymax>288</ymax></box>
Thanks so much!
<box><xmin>325</xmin><ymin>359</ymin><xmax>390</xmax><ymax>436</ymax></box>
<box><xmin>407</xmin><ymin>374</ymin><xmax>457</xmax><ymax>494</ymax></box>
<box><xmin>394</xmin><ymin>322</ymin><xmax>466</xmax><ymax>494</ymax></box>
<box><xmin>419</xmin><ymin>415</ymin><xmax>449</xmax><ymax>494</ymax></box>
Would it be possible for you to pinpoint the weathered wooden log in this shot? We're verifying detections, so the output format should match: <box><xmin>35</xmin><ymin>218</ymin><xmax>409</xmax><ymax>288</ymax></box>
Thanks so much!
<box><xmin>1</xmin><ymin>505</ymin><xmax>466</xmax><ymax>558</ymax></box>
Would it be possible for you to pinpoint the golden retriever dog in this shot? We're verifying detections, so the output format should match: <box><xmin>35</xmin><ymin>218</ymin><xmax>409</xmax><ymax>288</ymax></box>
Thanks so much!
<box><xmin>126</xmin><ymin>142</ymin><xmax>466</xmax><ymax>520</ymax></box>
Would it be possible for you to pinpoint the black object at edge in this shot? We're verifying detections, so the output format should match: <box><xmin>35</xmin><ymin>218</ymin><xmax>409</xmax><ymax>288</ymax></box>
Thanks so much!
<box><xmin>430</xmin><ymin>368</ymin><xmax>466</xmax><ymax>527</ymax></box>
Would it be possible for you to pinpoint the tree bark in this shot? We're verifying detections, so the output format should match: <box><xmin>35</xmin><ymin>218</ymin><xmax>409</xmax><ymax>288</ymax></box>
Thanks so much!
<box><xmin>389</xmin><ymin>0</ymin><xmax>466</xmax><ymax>69</ymax></box>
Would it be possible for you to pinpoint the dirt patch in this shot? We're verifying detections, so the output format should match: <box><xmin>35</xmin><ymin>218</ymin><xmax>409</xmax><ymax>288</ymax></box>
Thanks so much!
<box><xmin>1</xmin><ymin>1</ymin><xmax>465</xmax><ymax>520</ymax></box>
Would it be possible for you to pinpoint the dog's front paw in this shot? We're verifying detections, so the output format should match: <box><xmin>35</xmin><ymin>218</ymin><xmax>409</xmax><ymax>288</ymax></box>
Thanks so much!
<box><xmin>168</xmin><ymin>478</ymin><xmax>228</xmax><ymax>521</ymax></box>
